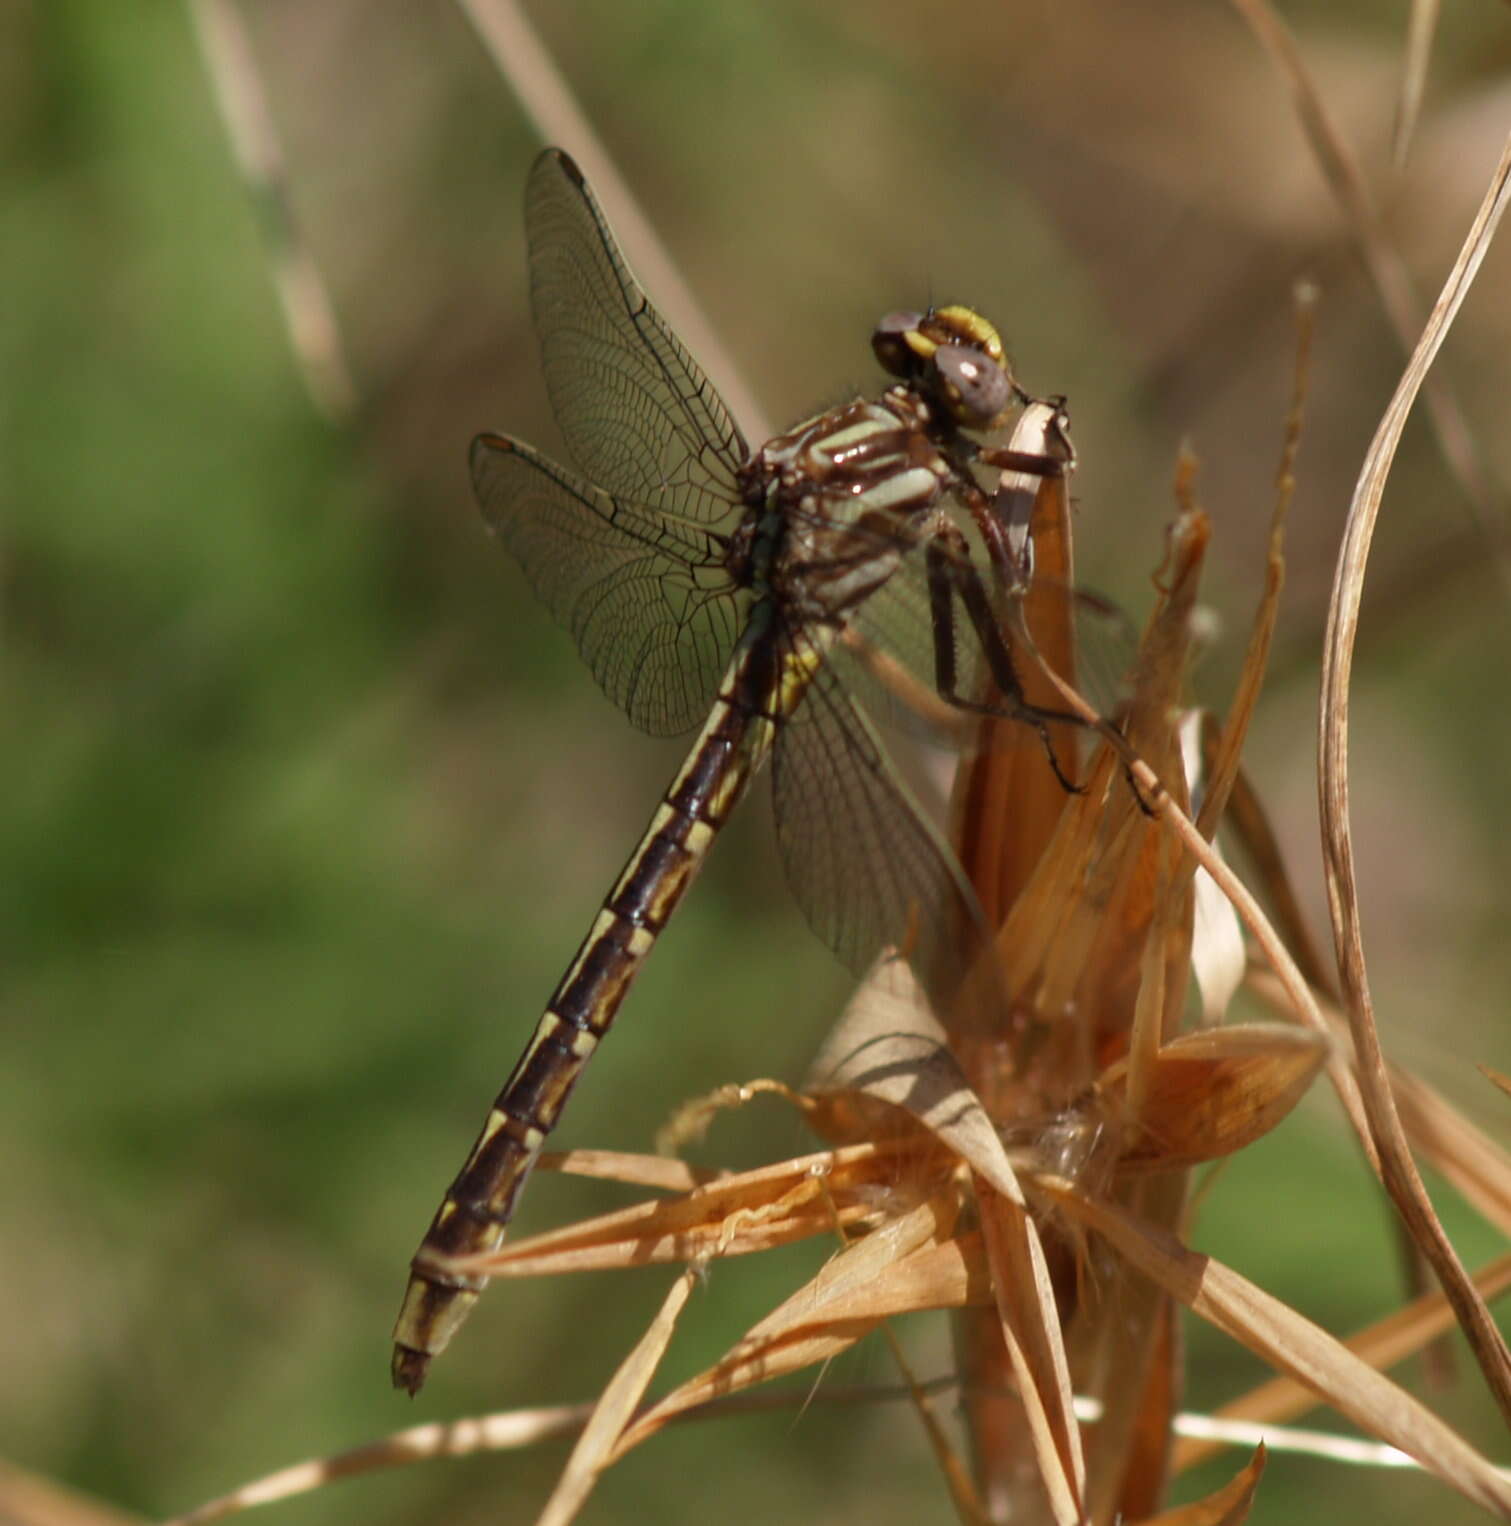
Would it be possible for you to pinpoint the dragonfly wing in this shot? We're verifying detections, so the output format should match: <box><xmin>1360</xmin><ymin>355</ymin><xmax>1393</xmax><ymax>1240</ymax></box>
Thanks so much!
<box><xmin>525</xmin><ymin>148</ymin><xmax>749</xmax><ymax>524</ymax></box>
<box><xmin>770</xmin><ymin>633</ymin><xmax>985</xmax><ymax>997</ymax></box>
<box><xmin>473</xmin><ymin>433</ymin><xmax>743</xmax><ymax>737</ymax></box>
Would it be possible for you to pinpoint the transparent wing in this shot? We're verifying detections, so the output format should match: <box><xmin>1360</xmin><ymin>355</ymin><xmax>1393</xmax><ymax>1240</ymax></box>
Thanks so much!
<box><xmin>829</xmin><ymin>523</ymin><xmax>1139</xmax><ymax>746</ymax></box>
<box><xmin>526</xmin><ymin>148</ymin><xmax>749</xmax><ymax>524</ymax></box>
<box><xmin>472</xmin><ymin>433</ymin><xmax>744</xmax><ymax>737</ymax></box>
<box><xmin>770</xmin><ymin>629</ymin><xmax>985</xmax><ymax>996</ymax></box>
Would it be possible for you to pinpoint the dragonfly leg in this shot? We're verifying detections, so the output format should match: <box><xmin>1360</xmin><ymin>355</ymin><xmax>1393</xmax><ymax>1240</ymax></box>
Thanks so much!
<box><xmin>924</xmin><ymin>534</ymin><xmax>1093</xmax><ymax>796</ymax></box>
<box><xmin>973</xmin><ymin>443</ymin><xmax>1072</xmax><ymax>478</ymax></box>
<box><xmin>934</xmin><ymin>531</ymin><xmax>1162</xmax><ymax>812</ymax></box>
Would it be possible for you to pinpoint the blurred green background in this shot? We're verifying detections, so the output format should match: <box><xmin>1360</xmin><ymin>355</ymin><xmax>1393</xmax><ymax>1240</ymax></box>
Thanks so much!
<box><xmin>4</xmin><ymin>2</ymin><xmax>1509</xmax><ymax>1522</ymax></box>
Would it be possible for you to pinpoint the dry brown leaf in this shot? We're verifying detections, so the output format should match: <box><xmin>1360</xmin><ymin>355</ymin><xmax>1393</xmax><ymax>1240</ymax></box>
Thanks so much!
<box><xmin>947</xmin><ymin>405</ymin><xmax>1083</xmax><ymax>931</ymax></box>
<box><xmin>616</xmin><ymin>1198</ymin><xmax>989</xmax><ymax>1454</ymax></box>
<box><xmin>975</xmin><ymin>1189</ymin><xmax>1087</xmax><ymax>1525</ymax></box>
<box><xmin>808</xmin><ymin>958</ymin><xmax>1027</xmax><ymax>1205</ymax></box>
<box><xmin>997</xmin><ymin>507</ymin><xmax>1206</xmax><ymax>1043</ymax></box>
<box><xmin>1140</xmin><ymin>1444</ymin><xmax>1265</xmax><ymax>1525</ymax></box>
<box><xmin>1097</xmin><ymin>1024</ymin><xmax>1329</xmax><ymax>1172</ymax></box>
<box><xmin>1085</xmin><ymin>1293</ymin><xmax>1183</xmax><ymax>1522</ymax></box>
<box><xmin>946</xmin><ymin>463</ymin><xmax>1213</xmax><ymax>1521</ymax></box>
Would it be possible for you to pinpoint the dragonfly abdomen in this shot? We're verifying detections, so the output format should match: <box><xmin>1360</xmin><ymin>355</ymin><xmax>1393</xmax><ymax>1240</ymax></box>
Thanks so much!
<box><xmin>392</xmin><ymin>640</ymin><xmax>790</xmax><ymax>1392</ymax></box>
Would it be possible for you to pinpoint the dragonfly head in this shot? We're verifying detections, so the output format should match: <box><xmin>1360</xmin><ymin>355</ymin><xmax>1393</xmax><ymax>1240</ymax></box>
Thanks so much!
<box><xmin>871</xmin><ymin>305</ymin><xmax>1021</xmax><ymax>430</ymax></box>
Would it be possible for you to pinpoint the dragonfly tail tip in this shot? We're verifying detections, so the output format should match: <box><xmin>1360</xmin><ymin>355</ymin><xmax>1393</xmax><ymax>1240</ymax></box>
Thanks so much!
<box><xmin>391</xmin><ymin>1345</ymin><xmax>431</xmax><ymax>1396</ymax></box>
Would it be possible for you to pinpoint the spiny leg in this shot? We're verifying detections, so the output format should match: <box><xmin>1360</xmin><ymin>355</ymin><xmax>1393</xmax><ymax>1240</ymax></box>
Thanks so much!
<box><xmin>924</xmin><ymin>534</ymin><xmax>1090</xmax><ymax>795</ymax></box>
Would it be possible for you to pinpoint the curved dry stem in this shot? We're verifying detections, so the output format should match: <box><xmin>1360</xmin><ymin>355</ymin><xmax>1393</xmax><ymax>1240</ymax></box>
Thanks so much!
<box><xmin>1317</xmin><ymin>132</ymin><xmax>1511</xmax><ymax>1423</ymax></box>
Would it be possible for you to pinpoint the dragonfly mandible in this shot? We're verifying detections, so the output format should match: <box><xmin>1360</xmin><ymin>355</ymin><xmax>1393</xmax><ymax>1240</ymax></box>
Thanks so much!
<box><xmin>393</xmin><ymin>148</ymin><xmax>1090</xmax><ymax>1394</ymax></box>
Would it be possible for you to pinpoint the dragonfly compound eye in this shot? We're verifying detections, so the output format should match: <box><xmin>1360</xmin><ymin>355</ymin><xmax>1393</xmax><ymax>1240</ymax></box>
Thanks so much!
<box><xmin>871</xmin><ymin>310</ymin><xmax>927</xmax><ymax>378</ymax></box>
<box><xmin>932</xmin><ymin>344</ymin><xmax>1012</xmax><ymax>427</ymax></box>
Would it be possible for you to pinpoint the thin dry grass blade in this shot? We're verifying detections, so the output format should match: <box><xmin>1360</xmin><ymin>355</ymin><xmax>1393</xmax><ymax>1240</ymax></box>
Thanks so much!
<box><xmin>0</xmin><ymin>1460</ymin><xmax>146</xmax><ymax>1526</ymax></box>
<box><xmin>536</xmin><ymin>1148</ymin><xmax>717</xmax><ymax>1192</ymax></box>
<box><xmin>162</xmin><ymin>1406</ymin><xmax>595</xmax><ymax>1525</ymax></box>
<box><xmin>615</xmin><ymin>1199</ymin><xmax>991</xmax><ymax>1454</ymax></box>
<box><xmin>878</xmin><ymin>1326</ymin><xmax>992</xmax><ymax>1526</ymax></box>
<box><xmin>1174</xmin><ymin>1249</ymin><xmax>1511</xmax><ymax>1472</ymax></box>
<box><xmin>975</xmin><ymin>1189</ymin><xmax>1088</xmax><ymax>1525</ymax></box>
<box><xmin>1482</xmin><ymin>1066</ymin><xmax>1511</xmax><ymax>1102</ymax></box>
<box><xmin>1119</xmin><ymin>302</ymin><xmax>1309</xmax><ymax>1086</ymax></box>
<box><xmin>1228</xmin><ymin>0</ymin><xmax>1500</xmax><ymax>553</ymax></box>
<box><xmin>452</xmin><ymin>0</ymin><xmax>769</xmax><ymax>440</ymax></box>
<box><xmin>807</xmin><ymin>959</ymin><xmax>1027</xmax><ymax>1203</ymax></box>
<box><xmin>1392</xmin><ymin>0</ymin><xmax>1440</xmax><ymax>168</ymax></box>
<box><xmin>1192</xmin><ymin>287</ymin><xmax>1313</xmax><ymax>852</ymax></box>
<box><xmin>1040</xmin><ymin>1179</ymin><xmax>1511</xmax><ymax>1515</ymax></box>
<box><xmin>186</xmin><ymin>0</ymin><xmax>356</xmax><ymax>422</ymax></box>
<box><xmin>166</xmin><ymin>1376</ymin><xmax>1032</xmax><ymax>1524</ymax></box>
<box><xmin>1141</xmin><ymin>1445</ymin><xmax>1265</xmax><ymax>1526</ymax></box>
<box><xmin>536</xmin><ymin>1268</ymin><xmax>698</xmax><ymax>1526</ymax></box>
<box><xmin>1317</xmin><ymin>130</ymin><xmax>1511</xmax><ymax>1423</ymax></box>
<box><xmin>1088</xmin><ymin>1294</ymin><xmax>1183</xmax><ymax>1522</ymax></box>
<box><xmin>467</xmin><ymin>1139</ymin><xmax>949</xmax><ymax>1279</ymax></box>
<box><xmin>1172</xmin><ymin>1411</ymin><xmax>1486</xmax><ymax>1471</ymax></box>
<box><xmin>1135</xmin><ymin>771</ymin><xmax>1366</xmax><ymax>1162</ymax></box>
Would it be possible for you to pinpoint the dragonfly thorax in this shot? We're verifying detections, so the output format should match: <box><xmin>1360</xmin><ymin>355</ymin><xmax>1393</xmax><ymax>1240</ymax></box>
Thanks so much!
<box><xmin>733</xmin><ymin>391</ymin><xmax>954</xmax><ymax>620</ymax></box>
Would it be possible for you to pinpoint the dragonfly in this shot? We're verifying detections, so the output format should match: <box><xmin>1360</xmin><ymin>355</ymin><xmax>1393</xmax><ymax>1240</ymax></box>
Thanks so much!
<box><xmin>393</xmin><ymin>147</ymin><xmax>1098</xmax><ymax>1394</ymax></box>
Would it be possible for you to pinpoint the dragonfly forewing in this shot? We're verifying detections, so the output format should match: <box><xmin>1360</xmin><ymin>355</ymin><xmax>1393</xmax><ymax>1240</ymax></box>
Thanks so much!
<box><xmin>527</xmin><ymin>149</ymin><xmax>747</xmax><ymax>520</ymax></box>
<box><xmin>472</xmin><ymin>433</ymin><xmax>742</xmax><ymax>737</ymax></box>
